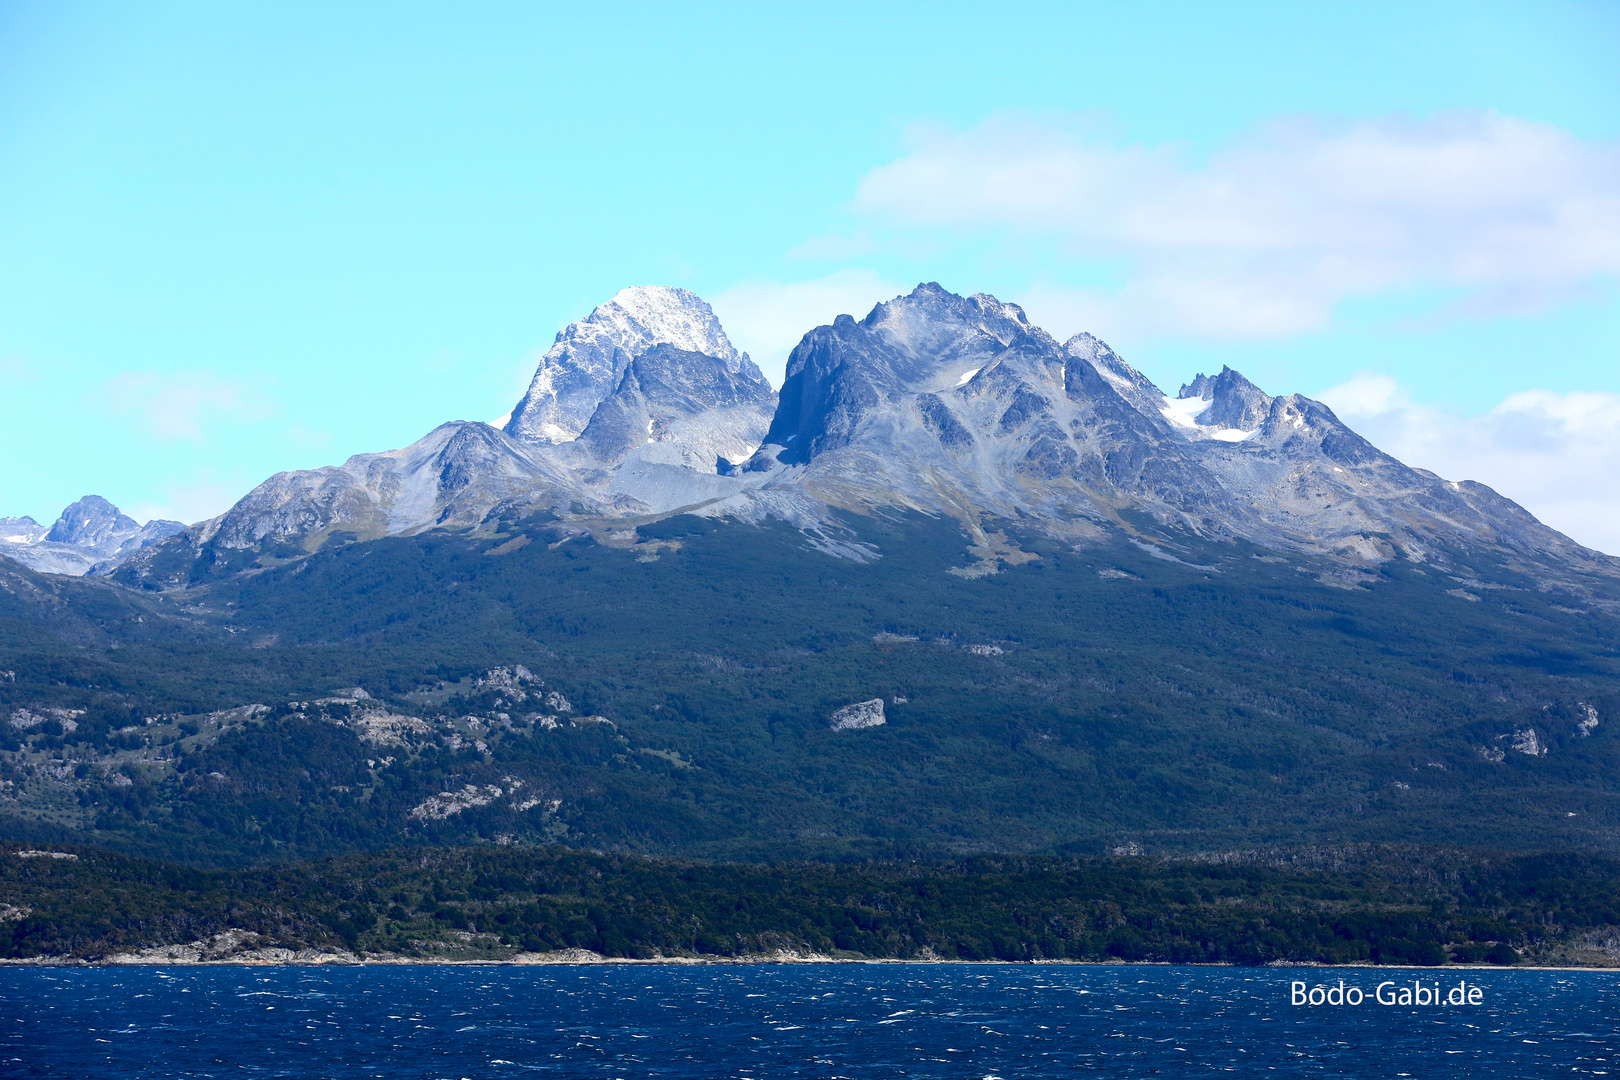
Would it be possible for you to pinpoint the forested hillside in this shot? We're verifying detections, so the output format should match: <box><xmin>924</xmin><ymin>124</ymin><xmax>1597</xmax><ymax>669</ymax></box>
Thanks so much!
<box><xmin>8</xmin><ymin>841</ymin><xmax>1620</xmax><ymax>966</ymax></box>
<box><xmin>4</xmin><ymin>513</ymin><xmax>1617</xmax><ymax>866</ymax></box>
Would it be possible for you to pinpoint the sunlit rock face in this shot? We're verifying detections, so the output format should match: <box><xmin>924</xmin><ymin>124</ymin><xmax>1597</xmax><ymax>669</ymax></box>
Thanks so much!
<box><xmin>741</xmin><ymin>283</ymin><xmax>1604</xmax><ymax>569</ymax></box>
<box><xmin>574</xmin><ymin>344</ymin><xmax>777</xmax><ymax>471</ymax></box>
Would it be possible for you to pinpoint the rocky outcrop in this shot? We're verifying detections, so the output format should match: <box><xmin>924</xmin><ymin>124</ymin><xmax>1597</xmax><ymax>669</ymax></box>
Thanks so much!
<box><xmin>830</xmin><ymin>699</ymin><xmax>886</xmax><ymax>730</ymax></box>
<box><xmin>574</xmin><ymin>344</ymin><xmax>775</xmax><ymax>471</ymax></box>
<box><xmin>1177</xmin><ymin>367</ymin><xmax>1274</xmax><ymax>432</ymax></box>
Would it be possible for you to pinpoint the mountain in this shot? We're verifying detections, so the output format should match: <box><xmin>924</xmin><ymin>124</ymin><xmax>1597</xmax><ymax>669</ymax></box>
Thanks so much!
<box><xmin>8</xmin><ymin>504</ymin><xmax>1620</xmax><ymax>866</ymax></box>
<box><xmin>505</xmin><ymin>285</ymin><xmax>752</xmax><ymax>444</ymax></box>
<box><xmin>573</xmin><ymin>344</ymin><xmax>777</xmax><ymax>471</ymax></box>
<box><xmin>0</xmin><ymin>496</ymin><xmax>183</xmax><ymax>577</ymax></box>
<box><xmin>193</xmin><ymin>422</ymin><xmax>589</xmax><ymax>552</ymax></box>
<box><xmin>1176</xmin><ymin>365</ymin><xmax>1274</xmax><ymax>431</ymax></box>
<box><xmin>736</xmin><ymin>284</ymin><xmax>1604</xmax><ymax>579</ymax></box>
<box><xmin>0</xmin><ymin>518</ymin><xmax>48</xmax><ymax>546</ymax></box>
<box><xmin>113</xmin><ymin>287</ymin><xmax>778</xmax><ymax>585</ymax></box>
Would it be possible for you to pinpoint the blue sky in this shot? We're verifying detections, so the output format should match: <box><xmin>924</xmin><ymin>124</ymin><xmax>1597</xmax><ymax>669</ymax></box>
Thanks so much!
<box><xmin>3</xmin><ymin>1</ymin><xmax>1619</xmax><ymax>549</ymax></box>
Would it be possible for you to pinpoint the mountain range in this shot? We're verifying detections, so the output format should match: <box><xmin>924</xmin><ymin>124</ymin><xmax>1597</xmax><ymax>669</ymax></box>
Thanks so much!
<box><xmin>24</xmin><ymin>282</ymin><xmax>1600</xmax><ymax>590</ymax></box>
<box><xmin>3</xmin><ymin>283</ymin><xmax>1619</xmax><ymax>868</ymax></box>
<box><xmin>0</xmin><ymin>496</ymin><xmax>183</xmax><ymax>577</ymax></box>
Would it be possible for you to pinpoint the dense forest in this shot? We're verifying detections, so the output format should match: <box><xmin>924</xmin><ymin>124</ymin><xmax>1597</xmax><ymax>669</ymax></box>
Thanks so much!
<box><xmin>6</xmin><ymin>841</ymin><xmax>1617</xmax><ymax>966</ymax></box>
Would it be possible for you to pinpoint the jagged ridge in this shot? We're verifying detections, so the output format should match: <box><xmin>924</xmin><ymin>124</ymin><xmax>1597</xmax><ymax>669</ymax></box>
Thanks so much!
<box><xmin>27</xmin><ymin>283</ymin><xmax>1616</xmax><ymax>589</ymax></box>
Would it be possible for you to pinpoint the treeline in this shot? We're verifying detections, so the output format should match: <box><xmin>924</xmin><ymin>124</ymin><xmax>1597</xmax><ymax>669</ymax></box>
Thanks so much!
<box><xmin>5</xmin><ymin>842</ymin><xmax>1618</xmax><ymax>966</ymax></box>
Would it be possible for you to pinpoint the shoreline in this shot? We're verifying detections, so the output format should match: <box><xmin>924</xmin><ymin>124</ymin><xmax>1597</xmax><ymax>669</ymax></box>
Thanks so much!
<box><xmin>3</xmin><ymin>947</ymin><xmax>1615</xmax><ymax>973</ymax></box>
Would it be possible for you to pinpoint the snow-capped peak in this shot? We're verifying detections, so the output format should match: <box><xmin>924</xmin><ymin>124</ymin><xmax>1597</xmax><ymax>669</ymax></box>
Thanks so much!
<box><xmin>1168</xmin><ymin>366</ymin><xmax>1274</xmax><ymax>437</ymax></box>
<box><xmin>505</xmin><ymin>286</ymin><xmax>747</xmax><ymax>444</ymax></box>
<box><xmin>596</xmin><ymin>286</ymin><xmax>742</xmax><ymax>364</ymax></box>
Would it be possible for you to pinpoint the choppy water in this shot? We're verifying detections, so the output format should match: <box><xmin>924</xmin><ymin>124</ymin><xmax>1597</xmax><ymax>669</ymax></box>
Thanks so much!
<box><xmin>2</xmin><ymin>963</ymin><xmax>1616</xmax><ymax>1078</ymax></box>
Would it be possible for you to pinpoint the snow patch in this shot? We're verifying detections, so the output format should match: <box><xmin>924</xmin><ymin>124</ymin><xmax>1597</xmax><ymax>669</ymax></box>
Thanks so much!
<box><xmin>1157</xmin><ymin>395</ymin><xmax>1257</xmax><ymax>442</ymax></box>
<box><xmin>1160</xmin><ymin>396</ymin><xmax>1208</xmax><ymax>428</ymax></box>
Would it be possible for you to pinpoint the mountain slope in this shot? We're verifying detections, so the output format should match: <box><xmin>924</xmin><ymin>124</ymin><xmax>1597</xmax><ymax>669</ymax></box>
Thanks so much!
<box><xmin>116</xmin><ymin>287</ymin><xmax>781</xmax><ymax>583</ymax></box>
<box><xmin>110</xmin><ymin>282</ymin><xmax>1613</xmax><ymax>593</ymax></box>
<box><xmin>5</xmin><ymin>282</ymin><xmax>1619</xmax><ymax>868</ymax></box>
<box><xmin>198</xmin><ymin>421</ymin><xmax>591</xmax><ymax>551</ymax></box>
<box><xmin>574</xmin><ymin>344</ymin><xmax>776</xmax><ymax>471</ymax></box>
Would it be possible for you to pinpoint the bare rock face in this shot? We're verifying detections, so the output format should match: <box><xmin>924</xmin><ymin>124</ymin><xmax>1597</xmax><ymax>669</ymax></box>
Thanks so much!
<box><xmin>1177</xmin><ymin>367</ymin><xmax>1274</xmax><ymax>432</ymax></box>
<box><xmin>506</xmin><ymin>286</ymin><xmax>747</xmax><ymax>445</ymax></box>
<box><xmin>119</xmin><ymin>292</ymin><xmax>778</xmax><ymax>570</ymax></box>
<box><xmin>0</xmin><ymin>517</ymin><xmax>48</xmax><ymax>545</ymax></box>
<box><xmin>574</xmin><ymin>344</ymin><xmax>776</xmax><ymax>472</ymax></box>
<box><xmin>742</xmin><ymin>282</ymin><xmax>1609</xmax><ymax>571</ymax></box>
<box><xmin>45</xmin><ymin>495</ymin><xmax>141</xmax><ymax>548</ymax></box>
<box><xmin>830</xmin><ymin>699</ymin><xmax>886</xmax><ymax>730</ymax></box>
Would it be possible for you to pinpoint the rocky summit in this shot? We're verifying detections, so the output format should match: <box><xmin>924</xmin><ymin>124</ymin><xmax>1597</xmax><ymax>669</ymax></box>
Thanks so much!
<box><xmin>36</xmin><ymin>283</ymin><xmax>1620</xmax><ymax>587</ymax></box>
<box><xmin>505</xmin><ymin>285</ymin><xmax>752</xmax><ymax>445</ymax></box>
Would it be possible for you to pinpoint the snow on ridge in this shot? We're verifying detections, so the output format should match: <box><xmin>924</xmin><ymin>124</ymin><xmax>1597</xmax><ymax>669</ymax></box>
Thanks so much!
<box><xmin>597</xmin><ymin>286</ymin><xmax>743</xmax><ymax>364</ymax></box>
<box><xmin>1158</xmin><ymin>395</ymin><xmax>1258</xmax><ymax>442</ymax></box>
<box><xmin>1160</xmin><ymin>395</ymin><xmax>1209</xmax><ymax>428</ymax></box>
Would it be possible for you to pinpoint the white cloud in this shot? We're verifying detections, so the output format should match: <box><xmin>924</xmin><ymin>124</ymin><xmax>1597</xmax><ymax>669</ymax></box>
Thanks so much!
<box><xmin>104</xmin><ymin>370</ymin><xmax>275</xmax><ymax>440</ymax></box>
<box><xmin>710</xmin><ymin>270</ymin><xmax>906</xmax><ymax>387</ymax></box>
<box><xmin>854</xmin><ymin>111</ymin><xmax>1620</xmax><ymax>341</ymax></box>
<box><xmin>284</xmin><ymin>423</ymin><xmax>331</xmax><ymax>448</ymax></box>
<box><xmin>1319</xmin><ymin>373</ymin><xmax>1620</xmax><ymax>555</ymax></box>
<box><xmin>124</xmin><ymin>472</ymin><xmax>247</xmax><ymax>526</ymax></box>
<box><xmin>0</xmin><ymin>355</ymin><xmax>37</xmax><ymax>381</ymax></box>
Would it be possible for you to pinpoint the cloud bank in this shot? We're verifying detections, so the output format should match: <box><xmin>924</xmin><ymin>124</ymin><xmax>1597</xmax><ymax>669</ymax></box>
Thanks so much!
<box><xmin>125</xmin><ymin>472</ymin><xmax>247</xmax><ymax>529</ymax></box>
<box><xmin>854</xmin><ymin>111</ymin><xmax>1620</xmax><ymax>341</ymax></box>
<box><xmin>104</xmin><ymin>370</ymin><xmax>275</xmax><ymax>440</ymax></box>
<box><xmin>1319</xmin><ymin>375</ymin><xmax>1620</xmax><ymax>556</ymax></box>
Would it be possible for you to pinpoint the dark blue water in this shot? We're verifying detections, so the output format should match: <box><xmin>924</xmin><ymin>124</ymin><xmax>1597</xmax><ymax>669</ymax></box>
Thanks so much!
<box><xmin>2</xmin><ymin>964</ymin><xmax>1615</xmax><ymax>1078</ymax></box>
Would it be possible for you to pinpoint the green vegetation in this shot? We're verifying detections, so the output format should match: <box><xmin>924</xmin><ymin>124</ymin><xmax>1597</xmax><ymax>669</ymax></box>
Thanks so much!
<box><xmin>3</xmin><ymin>514</ymin><xmax>1619</xmax><ymax>866</ymax></box>
<box><xmin>5</xmin><ymin>841</ymin><xmax>1616</xmax><ymax>966</ymax></box>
